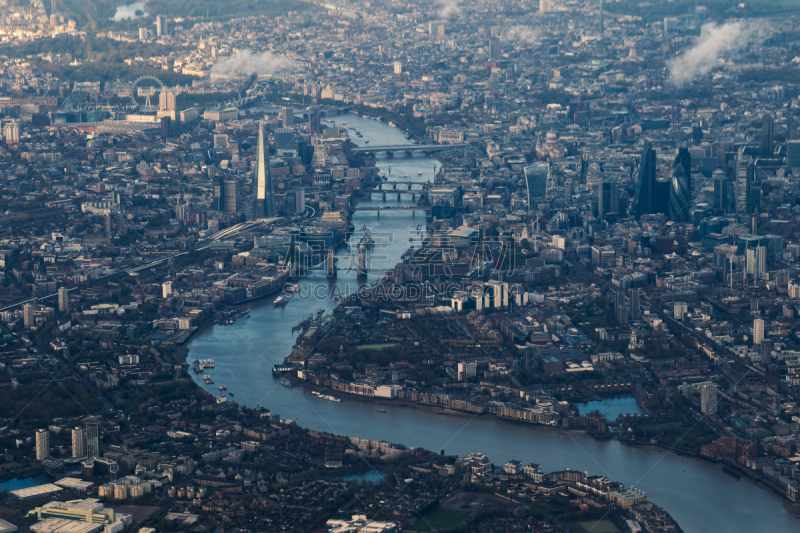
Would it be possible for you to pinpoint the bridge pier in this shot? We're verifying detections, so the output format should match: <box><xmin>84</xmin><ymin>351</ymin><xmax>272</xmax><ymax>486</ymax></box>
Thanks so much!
<box><xmin>412</xmin><ymin>192</ymin><xmax>416</xmax><ymax>200</ymax></box>
<box><xmin>393</xmin><ymin>183</ymin><xmax>397</xmax><ymax>190</ymax></box>
<box><xmin>357</xmin><ymin>246</ymin><xmax>367</xmax><ymax>275</ymax></box>
<box><xmin>387</xmin><ymin>151</ymin><xmax>393</xmax><ymax>157</ymax></box>
<box><xmin>327</xmin><ymin>248</ymin><xmax>336</xmax><ymax>277</ymax></box>
<box><xmin>382</xmin><ymin>192</ymin><xmax>386</xmax><ymax>201</ymax></box>
<box><xmin>397</xmin><ymin>193</ymin><xmax>401</xmax><ymax>200</ymax></box>
<box><xmin>407</xmin><ymin>183</ymin><xmax>412</xmax><ymax>190</ymax></box>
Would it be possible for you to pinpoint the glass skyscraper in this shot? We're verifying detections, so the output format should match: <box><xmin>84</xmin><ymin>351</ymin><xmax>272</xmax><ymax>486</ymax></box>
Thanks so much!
<box><xmin>254</xmin><ymin>123</ymin><xmax>276</xmax><ymax>219</ymax></box>
<box><xmin>633</xmin><ymin>141</ymin><xmax>656</xmax><ymax>219</ymax></box>
<box><xmin>86</xmin><ymin>420</ymin><xmax>99</xmax><ymax>459</ymax></box>
<box><xmin>524</xmin><ymin>163</ymin><xmax>548</xmax><ymax>211</ymax></box>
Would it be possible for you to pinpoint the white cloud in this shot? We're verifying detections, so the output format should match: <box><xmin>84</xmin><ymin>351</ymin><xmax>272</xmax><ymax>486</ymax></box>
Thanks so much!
<box><xmin>668</xmin><ymin>21</ymin><xmax>759</xmax><ymax>86</ymax></box>
<box><xmin>211</xmin><ymin>50</ymin><xmax>298</xmax><ymax>77</ymax></box>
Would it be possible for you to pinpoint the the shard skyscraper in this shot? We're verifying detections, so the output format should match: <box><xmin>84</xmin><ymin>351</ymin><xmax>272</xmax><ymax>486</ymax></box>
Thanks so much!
<box><xmin>255</xmin><ymin>122</ymin><xmax>275</xmax><ymax>219</ymax></box>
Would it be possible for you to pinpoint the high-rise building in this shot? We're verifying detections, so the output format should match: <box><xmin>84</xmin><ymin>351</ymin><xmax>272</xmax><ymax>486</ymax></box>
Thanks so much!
<box><xmin>254</xmin><ymin>124</ymin><xmax>276</xmax><ymax>219</ymax></box>
<box><xmin>759</xmin><ymin>339</ymin><xmax>773</xmax><ymax>365</ymax></box>
<box><xmin>524</xmin><ymin>163</ymin><xmax>548</xmax><ymax>210</ymax></box>
<box><xmin>745</xmin><ymin>246</ymin><xmax>766</xmax><ymax>280</ymax></box>
<box><xmin>158</xmin><ymin>90</ymin><xmax>176</xmax><ymax>111</ymax></box>
<box><xmin>274</xmin><ymin>128</ymin><xmax>295</xmax><ymax>151</ymax></box>
<box><xmin>58</xmin><ymin>287</ymin><xmax>69</xmax><ymax>313</ymax></box>
<box><xmin>669</xmin><ymin>161</ymin><xmax>691</xmax><ymax>223</ymax></box>
<box><xmin>156</xmin><ymin>15</ymin><xmax>168</xmax><ymax>36</ymax></box>
<box><xmin>223</xmin><ymin>179</ymin><xmax>238</xmax><ymax>214</ymax></box>
<box><xmin>761</xmin><ymin>114</ymin><xmax>774</xmax><ymax>157</ymax></box>
<box><xmin>633</xmin><ymin>141</ymin><xmax>657</xmax><ymax>219</ymax></box>
<box><xmin>736</xmin><ymin>151</ymin><xmax>754</xmax><ymax>216</ymax></box>
<box><xmin>160</xmin><ymin>116</ymin><xmax>171</xmax><ymax>140</ymax></box>
<box><xmin>489</xmin><ymin>38</ymin><xmax>501</xmax><ymax>60</ymax></box>
<box><xmin>701</xmin><ymin>384</ymin><xmax>718</xmax><ymax>415</ymax></box>
<box><xmin>787</xmin><ymin>139</ymin><xmax>800</xmax><ymax>168</ymax></box>
<box><xmin>212</xmin><ymin>175</ymin><xmax>224</xmax><ymax>211</ymax></box>
<box><xmin>712</xmin><ymin>173</ymin><xmax>729</xmax><ymax>212</ymax></box>
<box><xmin>597</xmin><ymin>180</ymin><xmax>619</xmax><ymax>220</ymax></box>
<box><xmin>23</xmin><ymin>303</ymin><xmax>34</xmax><ymax>329</ymax></box>
<box><xmin>36</xmin><ymin>429</ymin><xmax>50</xmax><ymax>461</ymax></box>
<box><xmin>615</xmin><ymin>291</ymin><xmax>629</xmax><ymax>326</ymax></box>
<box><xmin>71</xmin><ymin>427</ymin><xmax>86</xmax><ymax>458</ymax></box>
<box><xmin>3</xmin><ymin>122</ymin><xmax>20</xmax><ymax>144</ymax></box>
<box><xmin>393</xmin><ymin>61</ymin><xmax>403</xmax><ymax>74</ymax></box>
<box><xmin>86</xmin><ymin>421</ymin><xmax>99</xmax><ymax>459</ymax></box>
<box><xmin>629</xmin><ymin>288</ymin><xmax>641</xmax><ymax>321</ymax></box>
<box><xmin>162</xmin><ymin>282</ymin><xmax>172</xmax><ymax>299</ymax></box>
<box><xmin>539</xmin><ymin>0</ymin><xmax>551</xmax><ymax>13</ymax></box>
<box><xmin>280</xmin><ymin>106</ymin><xmax>294</xmax><ymax>128</ymax></box>
<box><xmin>674</xmin><ymin>147</ymin><xmax>692</xmax><ymax>199</ymax></box>
<box><xmin>138</xmin><ymin>27</ymin><xmax>148</xmax><ymax>41</ymax></box>
<box><xmin>753</xmin><ymin>318</ymin><xmax>764</xmax><ymax>344</ymax></box>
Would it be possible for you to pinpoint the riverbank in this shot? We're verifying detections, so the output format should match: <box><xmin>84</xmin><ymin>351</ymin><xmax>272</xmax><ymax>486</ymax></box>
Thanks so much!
<box><xmin>280</xmin><ymin>373</ymin><xmax>800</xmax><ymax>513</ymax></box>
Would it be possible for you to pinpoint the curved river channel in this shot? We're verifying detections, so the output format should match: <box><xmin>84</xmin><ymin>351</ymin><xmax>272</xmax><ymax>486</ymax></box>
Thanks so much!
<box><xmin>188</xmin><ymin>113</ymin><xmax>800</xmax><ymax>532</ymax></box>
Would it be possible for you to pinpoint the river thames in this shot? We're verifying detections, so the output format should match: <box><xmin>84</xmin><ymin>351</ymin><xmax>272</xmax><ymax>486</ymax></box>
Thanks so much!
<box><xmin>188</xmin><ymin>112</ymin><xmax>800</xmax><ymax>532</ymax></box>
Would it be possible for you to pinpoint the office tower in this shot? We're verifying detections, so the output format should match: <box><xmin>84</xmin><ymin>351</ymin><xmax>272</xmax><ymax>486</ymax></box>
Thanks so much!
<box><xmin>156</xmin><ymin>15</ymin><xmax>168</xmax><ymax>36</ymax></box>
<box><xmin>162</xmin><ymin>281</ymin><xmax>172</xmax><ymax>298</ymax></box>
<box><xmin>158</xmin><ymin>90</ymin><xmax>176</xmax><ymax>111</ymax></box>
<box><xmin>223</xmin><ymin>179</ymin><xmax>238</xmax><ymax>214</ymax></box>
<box><xmin>746</xmin><ymin>246</ymin><xmax>766</xmax><ymax>280</ymax></box>
<box><xmin>629</xmin><ymin>288</ymin><xmax>641</xmax><ymax>321</ymax></box>
<box><xmin>393</xmin><ymin>61</ymin><xmax>403</xmax><ymax>74</ymax></box>
<box><xmin>701</xmin><ymin>384</ymin><xmax>718</xmax><ymax>415</ymax></box>
<box><xmin>160</xmin><ymin>116</ymin><xmax>171</xmax><ymax>140</ymax></box>
<box><xmin>597</xmin><ymin>180</ymin><xmax>618</xmax><ymax>220</ymax></box>
<box><xmin>489</xmin><ymin>38</ymin><xmax>501</xmax><ymax>60</ymax></box>
<box><xmin>254</xmin><ymin>124</ymin><xmax>275</xmax><ymax>219</ymax></box>
<box><xmin>212</xmin><ymin>175</ymin><xmax>224</xmax><ymax>211</ymax></box>
<box><xmin>633</xmin><ymin>141</ymin><xmax>656</xmax><ymax>219</ymax></box>
<box><xmin>308</xmin><ymin>107</ymin><xmax>321</xmax><ymax>133</ymax></box>
<box><xmin>761</xmin><ymin>114</ymin><xmax>774</xmax><ymax>157</ymax></box>
<box><xmin>735</xmin><ymin>152</ymin><xmax>754</xmax><ymax>216</ymax></box>
<box><xmin>669</xmin><ymin>161</ymin><xmax>691</xmax><ymax>223</ymax></box>
<box><xmin>58</xmin><ymin>287</ymin><xmax>69</xmax><ymax>313</ymax></box>
<box><xmin>787</xmin><ymin>140</ymin><xmax>800</xmax><ymax>168</ymax></box>
<box><xmin>712</xmin><ymin>174</ymin><xmax>729</xmax><ymax>211</ymax></box>
<box><xmin>615</xmin><ymin>291</ymin><xmax>629</xmax><ymax>326</ymax></box>
<box><xmin>274</xmin><ymin>128</ymin><xmax>295</xmax><ymax>151</ymax></box>
<box><xmin>86</xmin><ymin>421</ymin><xmax>99</xmax><ymax>459</ymax></box>
<box><xmin>753</xmin><ymin>318</ymin><xmax>764</xmax><ymax>344</ymax></box>
<box><xmin>71</xmin><ymin>427</ymin><xmax>86</xmax><ymax>458</ymax></box>
<box><xmin>36</xmin><ymin>429</ymin><xmax>49</xmax><ymax>461</ymax></box>
<box><xmin>674</xmin><ymin>147</ymin><xmax>692</xmax><ymax>199</ymax></box>
<box><xmin>280</xmin><ymin>106</ymin><xmax>294</xmax><ymax>127</ymax></box>
<box><xmin>599</xmin><ymin>0</ymin><xmax>604</xmax><ymax>35</ymax></box>
<box><xmin>23</xmin><ymin>303</ymin><xmax>34</xmax><ymax>329</ymax></box>
<box><xmin>524</xmin><ymin>163</ymin><xmax>548</xmax><ymax>211</ymax></box>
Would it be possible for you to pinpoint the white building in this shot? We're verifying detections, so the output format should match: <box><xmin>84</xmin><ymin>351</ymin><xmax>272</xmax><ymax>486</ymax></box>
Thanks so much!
<box><xmin>71</xmin><ymin>427</ymin><xmax>86</xmax><ymax>458</ymax></box>
<box><xmin>753</xmin><ymin>318</ymin><xmax>764</xmax><ymax>344</ymax></box>
<box><xmin>36</xmin><ymin>429</ymin><xmax>49</xmax><ymax>461</ymax></box>
<box><xmin>701</xmin><ymin>383</ymin><xmax>718</xmax><ymax>415</ymax></box>
<box><xmin>457</xmin><ymin>361</ymin><xmax>477</xmax><ymax>381</ymax></box>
